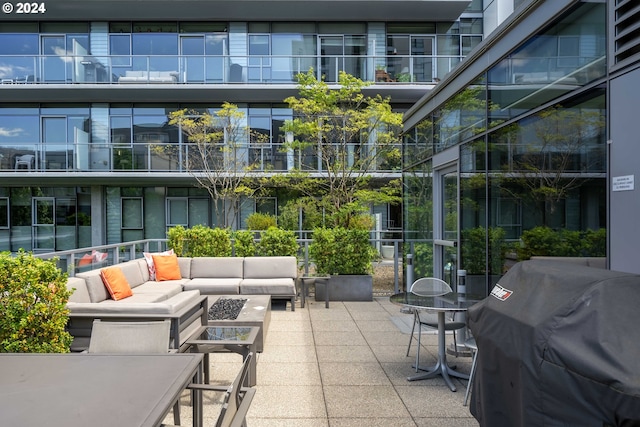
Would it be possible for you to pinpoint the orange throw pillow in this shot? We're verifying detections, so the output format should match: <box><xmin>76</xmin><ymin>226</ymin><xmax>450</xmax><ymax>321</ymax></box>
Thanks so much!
<box><xmin>100</xmin><ymin>266</ymin><xmax>133</xmax><ymax>301</ymax></box>
<box><xmin>152</xmin><ymin>254</ymin><xmax>181</xmax><ymax>281</ymax></box>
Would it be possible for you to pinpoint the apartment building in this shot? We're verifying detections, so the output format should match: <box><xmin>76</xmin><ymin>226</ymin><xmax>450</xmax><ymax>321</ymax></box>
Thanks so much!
<box><xmin>0</xmin><ymin>0</ymin><xmax>489</xmax><ymax>252</ymax></box>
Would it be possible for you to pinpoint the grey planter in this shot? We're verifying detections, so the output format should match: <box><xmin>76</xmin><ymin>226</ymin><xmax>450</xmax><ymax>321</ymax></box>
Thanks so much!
<box><xmin>315</xmin><ymin>274</ymin><xmax>373</xmax><ymax>301</ymax></box>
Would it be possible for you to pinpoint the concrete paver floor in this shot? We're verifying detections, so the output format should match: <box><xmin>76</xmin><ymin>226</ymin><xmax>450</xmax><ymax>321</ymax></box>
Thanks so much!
<box><xmin>169</xmin><ymin>296</ymin><xmax>480</xmax><ymax>426</ymax></box>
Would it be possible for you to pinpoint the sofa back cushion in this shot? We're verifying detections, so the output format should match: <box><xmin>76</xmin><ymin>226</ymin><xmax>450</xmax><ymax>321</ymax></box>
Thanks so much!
<box><xmin>190</xmin><ymin>257</ymin><xmax>244</xmax><ymax>278</ymax></box>
<box><xmin>67</xmin><ymin>277</ymin><xmax>91</xmax><ymax>303</ymax></box>
<box><xmin>244</xmin><ymin>256</ymin><xmax>298</xmax><ymax>279</ymax></box>
<box><xmin>76</xmin><ymin>269</ymin><xmax>110</xmax><ymax>303</ymax></box>
<box><xmin>178</xmin><ymin>257</ymin><xmax>191</xmax><ymax>278</ymax></box>
<box><xmin>118</xmin><ymin>260</ymin><xmax>146</xmax><ymax>288</ymax></box>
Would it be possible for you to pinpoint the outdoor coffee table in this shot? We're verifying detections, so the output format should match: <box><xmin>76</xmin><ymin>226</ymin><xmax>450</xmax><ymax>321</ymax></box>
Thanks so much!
<box><xmin>187</xmin><ymin>325</ymin><xmax>259</xmax><ymax>387</ymax></box>
<box><xmin>206</xmin><ymin>295</ymin><xmax>271</xmax><ymax>352</ymax></box>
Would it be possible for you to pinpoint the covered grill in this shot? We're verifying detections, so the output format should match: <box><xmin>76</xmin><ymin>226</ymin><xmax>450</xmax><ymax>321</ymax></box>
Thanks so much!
<box><xmin>467</xmin><ymin>260</ymin><xmax>640</xmax><ymax>426</ymax></box>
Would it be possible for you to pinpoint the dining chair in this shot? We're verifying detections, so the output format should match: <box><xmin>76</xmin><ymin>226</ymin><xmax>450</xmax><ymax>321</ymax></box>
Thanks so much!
<box><xmin>87</xmin><ymin>320</ymin><xmax>181</xmax><ymax>424</ymax></box>
<box><xmin>463</xmin><ymin>335</ymin><xmax>478</xmax><ymax>406</ymax></box>
<box><xmin>14</xmin><ymin>154</ymin><xmax>35</xmax><ymax>170</ymax></box>
<box><xmin>87</xmin><ymin>319</ymin><xmax>172</xmax><ymax>354</ymax></box>
<box><xmin>405</xmin><ymin>278</ymin><xmax>466</xmax><ymax>372</ymax></box>
<box><xmin>162</xmin><ymin>352</ymin><xmax>256</xmax><ymax>427</ymax></box>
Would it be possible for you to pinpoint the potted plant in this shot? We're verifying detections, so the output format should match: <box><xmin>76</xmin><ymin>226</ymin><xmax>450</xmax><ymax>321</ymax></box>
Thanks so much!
<box><xmin>309</xmin><ymin>227</ymin><xmax>377</xmax><ymax>301</ymax></box>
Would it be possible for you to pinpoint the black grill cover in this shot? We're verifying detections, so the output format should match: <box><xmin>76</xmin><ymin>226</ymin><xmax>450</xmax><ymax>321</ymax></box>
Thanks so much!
<box><xmin>467</xmin><ymin>260</ymin><xmax>640</xmax><ymax>426</ymax></box>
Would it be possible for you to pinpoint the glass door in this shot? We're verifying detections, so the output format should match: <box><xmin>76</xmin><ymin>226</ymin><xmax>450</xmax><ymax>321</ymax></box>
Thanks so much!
<box><xmin>41</xmin><ymin>35</ymin><xmax>67</xmax><ymax>82</ymax></box>
<box><xmin>411</xmin><ymin>36</ymin><xmax>435</xmax><ymax>82</ymax></box>
<box><xmin>319</xmin><ymin>36</ymin><xmax>343</xmax><ymax>82</ymax></box>
<box><xmin>180</xmin><ymin>35</ymin><xmax>204</xmax><ymax>83</ymax></box>
<box><xmin>433</xmin><ymin>164</ymin><xmax>459</xmax><ymax>288</ymax></box>
<box><xmin>42</xmin><ymin>117</ymin><xmax>67</xmax><ymax>170</ymax></box>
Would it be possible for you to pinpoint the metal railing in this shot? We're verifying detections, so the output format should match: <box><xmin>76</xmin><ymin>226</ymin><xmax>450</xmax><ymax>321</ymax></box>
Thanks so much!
<box><xmin>34</xmin><ymin>236</ymin><xmax>404</xmax><ymax>294</ymax></box>
<box><xmin>0</xmin><ymin>54</ymin><xmax>460</xmax><ymax>85</ymax></box>
<box><xmin>0</xmin><ymin>141</ymin><xmax>403</xmax><ymax>173</ymax></box>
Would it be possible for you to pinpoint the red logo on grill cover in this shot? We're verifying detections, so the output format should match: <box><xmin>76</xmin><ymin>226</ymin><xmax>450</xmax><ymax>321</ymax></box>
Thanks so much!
<box><xmin>490</xmin><ymin>284</ymin><xmax>513</xmax><ymax>301</ymax></box>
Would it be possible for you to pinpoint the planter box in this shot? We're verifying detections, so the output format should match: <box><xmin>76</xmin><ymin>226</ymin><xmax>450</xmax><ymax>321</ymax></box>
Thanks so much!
<box><xmin>315</xmin><ymin>275</ymin><xmax>373</xmax><ymax>302</ymax></box>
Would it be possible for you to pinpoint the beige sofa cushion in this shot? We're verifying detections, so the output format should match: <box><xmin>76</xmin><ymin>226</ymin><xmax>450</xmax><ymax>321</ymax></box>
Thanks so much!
<box><xmin>117</xmin><ymin>260</ymin><xmax>146</xmax><ymax>288</ymax></box>
<box><xmin>67</xmin><ymin>277</ymin><xmax>91</xmax><ymax>303</ymax></box>
<box><xmin>134</xmin><ymin>280</ymin><xmax>186</xmax><ymax>298</ymax></box>
<box><xmin>67</xmin><ymin>290</ymin><xmax>201</xmax><ymax>315</ymax></box>
<box><xmin>244</xmin><ymin>256</ymin><xmax>298</xmax><ymax>279</ymax></box>
<box><xmin>178</xmin><ymin>257</ymin><xmax>191</xmax><ymax>278</ymax></box>
<box><xmin>183</xmin><ymin>278</ymin><xmax>241</xmax><ymax>295</ymax></box>
<box><xmin>190</xmin><ymin>257</ymin><xmax>243</xmax><ymax>278</ymax></box>
<box><xmin>240</xmin><ymin>278</ymin><xmax>295</xmax><ymax>296</ymax></box>
<box><xmin>76</xmin><ymin>269</ymin><xmax>110</xmax><ymax>303</ymax></box>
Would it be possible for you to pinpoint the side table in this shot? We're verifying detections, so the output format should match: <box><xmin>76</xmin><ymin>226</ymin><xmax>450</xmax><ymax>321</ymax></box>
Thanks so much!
<box><xmin>186</xmin><ymin>325</ymin><xmax>259</xmax><ymax>387</ymax></box>
<box><xmin>299</xmin><ymin>275</ymin><xmax>331</xmax><ymax>308</ymax></box>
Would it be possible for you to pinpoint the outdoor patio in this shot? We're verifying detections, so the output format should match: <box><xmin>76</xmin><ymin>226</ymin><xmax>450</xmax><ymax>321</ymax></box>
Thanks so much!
<box><xmin>168</xmin><ymin>296</ymin><xmax>479</xmax><ymax>426</ymax></box>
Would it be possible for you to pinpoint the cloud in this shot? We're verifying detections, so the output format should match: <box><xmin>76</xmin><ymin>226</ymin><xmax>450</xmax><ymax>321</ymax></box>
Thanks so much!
<box><xmin>0</xmin><ymin>127</ymin><xmax>23</xmax><ymax>137</ymax></box>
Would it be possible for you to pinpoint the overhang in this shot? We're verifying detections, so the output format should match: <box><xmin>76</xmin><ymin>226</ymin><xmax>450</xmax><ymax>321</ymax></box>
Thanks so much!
<box><xmin>0</xmin><ymin>83</ymin><xmax>432</xmax><ymax>105</ymax></box>
<box><xmin>0</xmin><ymin>0</ymin><xmax>471</xmax><ymax>22</ymax></box>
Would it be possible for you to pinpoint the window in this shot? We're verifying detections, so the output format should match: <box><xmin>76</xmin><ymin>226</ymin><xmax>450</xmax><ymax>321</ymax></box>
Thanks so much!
<box><xmin>121</xmin><ymin>197</ymin><xmax>143</xmax><ymax>229</ymax></box>
<box><xmin>557</xmin><ymin>35</ymin><xmax>580</xmax><ymax>68</ymax></box>
<box><xmin>256</xmin><ymin>197</ymin><xmax>277</xmax><ymax>216</ymax></box>
<box><xmin>166</xmin><ymin>197</ymin><xmax>188</xmax><ymax>226</ymax></box>
<box><xmin>166</xmin><ymin>197</ymin><xmax>209</xmax><ymax>227</ymax></box>
<box><xmin>0</xmin><ymin>198</ymin><xmax>8</xmax><ymax>229</ymax></box>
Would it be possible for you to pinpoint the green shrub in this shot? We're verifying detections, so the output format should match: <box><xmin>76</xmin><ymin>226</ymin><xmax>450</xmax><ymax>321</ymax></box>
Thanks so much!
<box><xmin>0</xmin><ymin>251</ymin><xmax>72</xmax><ymax>353</ymax></box>
<box><xmin>517</xmin><ymin>227</ymin><xmax>562</xmax><ymax>260</ymax></box>
<box><xmin>309</xmin><ymin>227</ymin><xmax>376</xmax><ymax>275</ymax></box>
<box><xmin>256</xmin><ymin>227</ymin><xmax>299</xmax><ymax>257</ymax></box>
<box><xmin>461</xmin><ymin>226</ymin><xmax>506</xmax><ymax>275</ymax></box>
<box><xmin>412</xmin><ymin>242</ymin><xmax>434</xmax><ymax>279</ymax></box>
<box><xmin>584</xmin><ymin>228</ymin><xmax>606</xmax><ymax>257</ymax></box>
<box><xmin>167</xmin><ymin>225</ymin><xmax>187</xmax><ymax>256</ymax></box>
<box><xmin>517</xmin><ymin>226</ymin><xmax>607</xmax><ymax>260</ymax></box>
<box><xmin>246</xmin><ymin>212</ymin><xmax>277</xmax><ymax>230</ymax></box>
<box><xmin>167</xmin><ymin>225</ymin><xmax>232</xmax><ymax>257</ymax></box>
<box><xmin>233</xmin><ymin>229</ymin><xmax>257</xmax><ymax>257</ymax></box>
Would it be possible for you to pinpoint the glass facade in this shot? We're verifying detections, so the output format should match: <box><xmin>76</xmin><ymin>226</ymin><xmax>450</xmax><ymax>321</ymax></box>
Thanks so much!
<box><xmin>0</xmin><ymin>20</ymin><xmax>480</xmax><ymax>85</ymax></box>
<box><xmin>403</xmin><ymin>1</ymin><xmax>607</xmax><ymax>295</ymax></box>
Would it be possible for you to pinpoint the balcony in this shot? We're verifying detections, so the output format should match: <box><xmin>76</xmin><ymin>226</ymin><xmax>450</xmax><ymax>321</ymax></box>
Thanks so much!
<box><xmin>0</xmin><ymin>142</ymin><xmax>403</xmax><ymax>175</ymax></box>
<box><xmin>0</xmin><ymin>54</ymin><xmax>458</xmax><ymax>86</ymax></box>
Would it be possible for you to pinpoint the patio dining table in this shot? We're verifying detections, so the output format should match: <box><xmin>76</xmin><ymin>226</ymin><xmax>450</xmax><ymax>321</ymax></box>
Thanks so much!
<box><xmin>390</xmin><ymin>291</ymin><xmax>482</xmax><ymax>391</ymax></box>
<box><xmin>0</xmin><ymin>353</ymin><xmax>203</xmax><ymax>427</ymax></box>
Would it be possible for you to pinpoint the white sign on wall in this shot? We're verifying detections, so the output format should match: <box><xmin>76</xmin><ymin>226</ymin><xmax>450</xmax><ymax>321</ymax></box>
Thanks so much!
<box><xmin>612</xmin><ymin>175</ymin><xmax>634</xmax><ymax>192</ymax></box>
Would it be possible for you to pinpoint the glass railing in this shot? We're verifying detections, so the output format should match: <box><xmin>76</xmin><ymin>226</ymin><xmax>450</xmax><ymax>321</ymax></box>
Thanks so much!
<box><xmin>0</xmin><ymin>54</ymin><xmax>460</xmax><ymax>85</ymax></box>
<box><xmin>0</xmin><ymin>141</ymin><xmax>404</xmax><ymax>173</ymax></box>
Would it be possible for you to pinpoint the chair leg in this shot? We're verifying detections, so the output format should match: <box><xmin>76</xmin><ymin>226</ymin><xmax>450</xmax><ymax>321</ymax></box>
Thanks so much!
<box><xmin>406</xmin><ymin>310</ymin><xmax>417</xmax><ymax>357</ymax></box>
<box><xmin>452</xmin><ymin>329</ymin><xmax>459</xmax><ymax>358</ymax></box>
<box><xmin>173</xmin><ymin>400</ymin><xmax>180</xmax><ymax>425</ymax></box>
<box><xmin>407</xmin><ymin>311</ymin><xmax>416</xmax><ymax>356</ymax></box>
<box><xmin>414</xmin><ymin>321</ymin><xmax>422</xmax><ymax>372</ymax></box>
<box><xmin>463</xmin><ymin>348</ymin><xmax>478</xmax><ymax>406</ymax></box>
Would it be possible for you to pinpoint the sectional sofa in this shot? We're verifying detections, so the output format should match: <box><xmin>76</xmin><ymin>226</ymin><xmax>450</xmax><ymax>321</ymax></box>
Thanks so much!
<box><xmin>65</xmin><ymin>255</ymin><xmax>299</xmax><ymax>351</ymax></box>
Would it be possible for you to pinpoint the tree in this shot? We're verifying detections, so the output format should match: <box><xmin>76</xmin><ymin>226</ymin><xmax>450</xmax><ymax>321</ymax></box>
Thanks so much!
<box><xmin>279</xmin><ymin>70</ymin><xmax>403</xmax><ymax>226</ymax></box>
<box><xmin>168</xmin><ymin>103</ymin><xmax>266</xmax><ymax>227</ymax></box>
